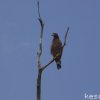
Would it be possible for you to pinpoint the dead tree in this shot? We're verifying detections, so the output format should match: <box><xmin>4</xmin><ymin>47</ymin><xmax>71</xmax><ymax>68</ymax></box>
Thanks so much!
<box><xmin>36</xmin><ymin>0</ymin><xmax>69</xmax><ymax>100</ymax></box>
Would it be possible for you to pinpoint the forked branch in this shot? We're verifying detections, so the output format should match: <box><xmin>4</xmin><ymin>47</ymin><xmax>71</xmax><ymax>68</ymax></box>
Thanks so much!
<box><xmin>36</xmin><ymin>0</ymin><xmax>69</xmax><ymax>100</ymax></box>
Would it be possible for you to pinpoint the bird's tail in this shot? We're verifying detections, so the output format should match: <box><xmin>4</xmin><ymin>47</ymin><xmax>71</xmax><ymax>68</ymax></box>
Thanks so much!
<box><xmin>56</xmin><ymin>60</ymin><xmax>61</xmax><ymax>70</ymax></box>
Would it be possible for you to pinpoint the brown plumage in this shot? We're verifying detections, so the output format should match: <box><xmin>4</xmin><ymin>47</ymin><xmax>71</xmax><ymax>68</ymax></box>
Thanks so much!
<box><xmin>51</xmin><ymin>33</ymin><xmax>63</xmax><ymax>70</ymax></box>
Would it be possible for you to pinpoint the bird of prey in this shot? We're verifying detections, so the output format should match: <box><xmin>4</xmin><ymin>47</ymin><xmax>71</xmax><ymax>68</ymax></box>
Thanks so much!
<box><xmin>51</xmin><ymin>33</ymin><xmax>63</xmax><ymax>70</ymax></box>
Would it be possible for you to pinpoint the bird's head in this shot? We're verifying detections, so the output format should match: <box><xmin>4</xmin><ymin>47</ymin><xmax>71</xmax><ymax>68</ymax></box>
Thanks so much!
<box><xmin>51</xmin><ymin>33</ymin><xmax>59</xmax><ymax>39</ymax></box>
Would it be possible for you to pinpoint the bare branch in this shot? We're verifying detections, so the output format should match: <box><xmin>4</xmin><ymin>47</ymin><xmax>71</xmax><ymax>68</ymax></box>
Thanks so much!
<box><xmin>37</xmin><ymin>0</ymin><xmax>41</xmax><ymax>19</ymax></box>
<box><xmin>62</xmin><ymin>27</ymin><xmax>69</xmax><ymax>48</ymax></box>
<box><xmin>41</xmin><ymin>56</ymin><xmax>58</xmax><ymax>71</ymax></box>
<box><xmin>37</xmin><ymin>0</ymin><xmax>44</xmax><ymax>30</ymax></box>
<box><xmin>37</xmin><ymin>0</ymin><xmax>44</xmax><ymax>69</ymax></box>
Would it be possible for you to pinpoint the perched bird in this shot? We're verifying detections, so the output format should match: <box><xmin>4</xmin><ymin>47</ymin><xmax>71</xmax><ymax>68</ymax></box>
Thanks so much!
<box><xmin>51</xmin><ymin>33</ymin><xmax>63</xmax><ymax>70</ymax></box>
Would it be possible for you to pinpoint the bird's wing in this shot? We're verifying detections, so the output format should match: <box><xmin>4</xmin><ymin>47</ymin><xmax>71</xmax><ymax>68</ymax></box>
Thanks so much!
<box><xmin>51</xmin><ymin>39</ymin><xmax>62</xmax><ymax>57</ymax></box>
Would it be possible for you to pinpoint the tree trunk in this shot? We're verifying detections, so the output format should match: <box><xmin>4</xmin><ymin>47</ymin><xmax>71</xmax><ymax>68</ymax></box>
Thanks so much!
<box><xmin>37</xmin><ymin>70</ymin><xmax>42</xmax><ymax>100</ymax></box>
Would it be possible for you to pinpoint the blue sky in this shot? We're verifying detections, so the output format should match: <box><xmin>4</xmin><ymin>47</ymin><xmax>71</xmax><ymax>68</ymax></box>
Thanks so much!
<box><xmin>0</xmin><ymin>0</ymin><xmax>100</xmax><ymax>100</ymax></box>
